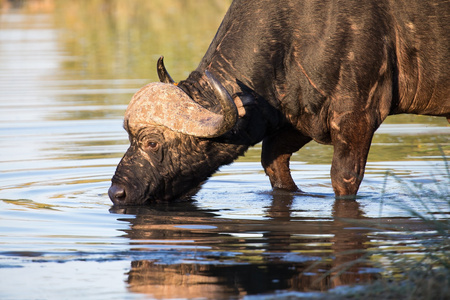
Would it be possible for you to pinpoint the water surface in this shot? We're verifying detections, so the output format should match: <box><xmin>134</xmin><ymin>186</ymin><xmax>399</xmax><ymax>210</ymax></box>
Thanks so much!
<box><xmin>0</xmin><ymin>3</ymin><xmax>449</xmax><ymax>299</ymax></box>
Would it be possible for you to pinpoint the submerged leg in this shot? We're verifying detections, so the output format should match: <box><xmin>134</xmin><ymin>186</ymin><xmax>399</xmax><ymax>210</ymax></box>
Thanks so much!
<box><xmin>330</xmin><ymin>114</ymin><xmax>376</xmax><ymax>197</ymax></box>
<box><xmin>261</xmin><ymin>127</ymin><xmax>311</xmax><ymax>191</ymax></box>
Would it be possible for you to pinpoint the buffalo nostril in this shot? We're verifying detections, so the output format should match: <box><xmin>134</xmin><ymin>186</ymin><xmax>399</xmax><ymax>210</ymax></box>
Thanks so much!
<box><xmin>108</xmin><ymin>184</ymin><xmax>126</xmax><ymax>202</ymax></box>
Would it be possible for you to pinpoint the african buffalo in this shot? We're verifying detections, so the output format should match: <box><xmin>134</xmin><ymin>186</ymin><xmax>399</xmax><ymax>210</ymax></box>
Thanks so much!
<box><xmin>109</xmin><ymin>0</ymin><xmax>450</xmax><ymax>205</ymax></box>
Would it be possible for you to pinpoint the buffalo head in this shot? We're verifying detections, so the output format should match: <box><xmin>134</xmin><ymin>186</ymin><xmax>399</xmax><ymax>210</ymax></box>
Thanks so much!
<box><xmin>108</xmin><ymin>57</ymin><xmax>238</xmax><ymax>205</ymax></box>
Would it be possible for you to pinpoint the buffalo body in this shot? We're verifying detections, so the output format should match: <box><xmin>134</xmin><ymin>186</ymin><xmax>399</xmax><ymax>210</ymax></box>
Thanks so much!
<box><xmin>109</xmin><ymin>0</ymin><xmax>450</xmax><ymax>205</ymax></box>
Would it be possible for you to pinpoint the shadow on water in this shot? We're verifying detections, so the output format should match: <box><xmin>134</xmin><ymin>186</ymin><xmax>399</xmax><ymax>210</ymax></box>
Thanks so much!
<box><xmin>108</xmin><ymin>194</ymin><xmax>410</xmax><ymax>298</ymax></box>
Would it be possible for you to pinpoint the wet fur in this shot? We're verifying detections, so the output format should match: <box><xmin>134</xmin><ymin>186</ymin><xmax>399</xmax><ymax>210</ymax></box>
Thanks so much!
<box><xmin>195</xmin><ymin>0</ymin><xmax>449</xmax><ymax>196</ymax></box>
<box><xmin>111</xmin><ymin>0</ymin><xmax>449</xmax><ymax>204</ymax></box>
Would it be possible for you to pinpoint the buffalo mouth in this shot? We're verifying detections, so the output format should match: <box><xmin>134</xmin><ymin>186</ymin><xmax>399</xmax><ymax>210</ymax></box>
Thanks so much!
<box><xmin>108</xmin><ymin>183</ymin><xmax>151</xmax><ymax>206</ymax></box>
<box><xmin>108</xmin><ymin>175</ymin><xmax>152</xmax><ymax>206</ymax></box>
<box><xmin>108</xmin><ymin>176</ymin><xmax>205</xmax><ymax>206</ymax></box>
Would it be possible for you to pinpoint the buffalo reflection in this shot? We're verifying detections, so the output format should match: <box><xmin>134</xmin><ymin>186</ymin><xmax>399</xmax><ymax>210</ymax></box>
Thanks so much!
<box><xmin>111</xmin><ymin>194</ymin><xmax>380</xmax><ymax>298</ymax></box>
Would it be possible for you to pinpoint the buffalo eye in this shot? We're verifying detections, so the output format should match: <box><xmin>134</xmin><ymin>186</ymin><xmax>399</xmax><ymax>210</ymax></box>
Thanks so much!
<box><xmin>145</xmin><ymin>141</ymin><xmax>158</xmax><ymax>151</ymax></box>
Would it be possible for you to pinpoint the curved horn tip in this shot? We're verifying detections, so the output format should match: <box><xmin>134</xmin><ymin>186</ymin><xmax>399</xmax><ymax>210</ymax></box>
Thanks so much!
<box><xmin>157</xmin><ymin>56</ymin><xmax>175</xmax><ymax>84</ymax></box>
<box><xmin>204</xmin><ymin>70</ymin><xmax>238</xmax><ymax>136</ymax></box>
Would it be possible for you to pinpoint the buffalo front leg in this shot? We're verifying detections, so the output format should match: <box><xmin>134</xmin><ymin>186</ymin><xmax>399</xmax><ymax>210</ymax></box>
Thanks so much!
<box><xmin>330</xmin><ymin>115</ymin><xmax>376</xmax><ymax>197</ymax></box>
<box><xmin>261</xmin><ymin>128</ymin><xmax>311</xmax><ymax>191</ymax></box>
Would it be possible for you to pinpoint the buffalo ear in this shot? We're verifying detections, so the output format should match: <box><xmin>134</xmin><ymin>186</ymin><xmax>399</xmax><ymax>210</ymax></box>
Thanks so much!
<box><xmin>157</xmin><ymin>56</ymin><xmax>175</xmax><ymax>84</ymax></box>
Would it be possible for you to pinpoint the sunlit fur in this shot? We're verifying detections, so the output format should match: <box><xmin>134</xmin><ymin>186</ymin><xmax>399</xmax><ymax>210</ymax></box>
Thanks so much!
<box><xmin>110</xmin><ymin>0</ymin><xmax>449</xmax><ymax>205</ymax></box>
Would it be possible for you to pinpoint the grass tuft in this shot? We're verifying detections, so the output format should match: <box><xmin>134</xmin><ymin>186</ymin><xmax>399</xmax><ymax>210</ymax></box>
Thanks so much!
<box><xmin>307</xmin><ymin>155</ymin><xmax>450</xmax><ymax>300</ymax></box>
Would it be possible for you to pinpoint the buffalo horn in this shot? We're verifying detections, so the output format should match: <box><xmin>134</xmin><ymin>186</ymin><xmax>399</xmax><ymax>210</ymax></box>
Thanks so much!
<box><xmin>203</xmin><ymin>70</ymin><xmax>238</xmax><ymax>137</ymax></box>
<box><xmin>124</xmin><ymin>71</ymin><xmax>237</xmax><ymax>138</ymax></box>
<box><xmin>157</xmin><ymin>56</ymin><xmax>175</xmax><ymax>84</ymax></box>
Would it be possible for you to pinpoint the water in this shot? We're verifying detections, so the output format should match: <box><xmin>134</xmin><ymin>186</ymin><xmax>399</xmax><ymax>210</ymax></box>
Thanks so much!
<box><xmin>0</xmin><ymin>3</ymin><xmax>449</xmax><ymax>299</ymax></box>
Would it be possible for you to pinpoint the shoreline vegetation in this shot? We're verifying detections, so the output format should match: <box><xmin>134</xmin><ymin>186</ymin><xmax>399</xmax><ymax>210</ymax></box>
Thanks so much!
<box><xmin>308</xmin><ymin>160</ymin><xmax>449</xmax><ymax>300</ymax></box>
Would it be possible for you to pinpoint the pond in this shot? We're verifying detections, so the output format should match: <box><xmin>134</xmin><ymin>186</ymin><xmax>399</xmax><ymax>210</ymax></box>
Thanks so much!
<box><xmin>0</xmin><ymin>1</ymin><xmax>448</xmax><ymax>299</ymax></box>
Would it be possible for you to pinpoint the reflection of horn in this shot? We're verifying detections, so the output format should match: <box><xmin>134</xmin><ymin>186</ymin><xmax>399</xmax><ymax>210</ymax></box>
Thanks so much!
<box><xmin>157</xmin><ymin>56</ymin><xmax>175</xmax><ymax>84</ymax></box>
<box><xmin>125</xmin><ymin>71</ymin><xmax>237</xmax><ymax>138</ymax></box>
<box><xmin>128</xmin><ymin>261</ymin><xmax>228</xmax><ymax>298</ymax></box>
